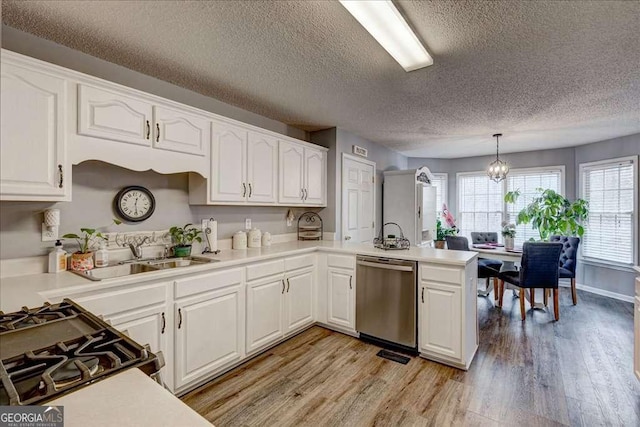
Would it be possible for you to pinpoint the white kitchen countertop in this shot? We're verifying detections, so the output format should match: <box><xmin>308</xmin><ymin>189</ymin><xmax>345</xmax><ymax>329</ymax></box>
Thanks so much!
<box><xmin>47</xmin><ymin>368</ymin><xmax>212</xmax><ymax>427</ymax></box>
<box><xmin>0</xmin><ymin>241</ymin><xmax>476</xmax><ymax>312</ymax></box>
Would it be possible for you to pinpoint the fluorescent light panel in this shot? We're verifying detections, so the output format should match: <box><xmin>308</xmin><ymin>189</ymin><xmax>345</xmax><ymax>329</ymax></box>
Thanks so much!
<box><xmin>339</xmin><ymin>0</ymin><xmax>433</xmax><ymax>72</ymax></box>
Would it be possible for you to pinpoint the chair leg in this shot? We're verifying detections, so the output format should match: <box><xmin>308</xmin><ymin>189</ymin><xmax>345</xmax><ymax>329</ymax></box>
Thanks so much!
<box><xmin>553</xmin><ymin>289</ymin><xmax>560</xmax><ymax>321</ymax></box>
<box><xmin>530</xmin><ymin>288</ymin><xmax>535</xmax><ymax>306</ymax></box>
<box><xmin>571</xmin><ymin>278</ymin><xmax>577</xmax><ymax>305</ymax></box>
<box><xmin>493</xmin><ymin>277</ymin><xmax>499</xmax><ymax>301</ymax></box>
<box><xmin>543</xmin><ymin>288</ymin><xmax>548</xmax><ymax>306</ymax></box>
<box><xmin>519</xmin><ymin>288</ymin><xmax>526</xmax><ymax>321</ymax></box>
<box><xmin>498</xmin><ymin>280</ymin><xmax>505</xmax><ymax>308</ymax></box>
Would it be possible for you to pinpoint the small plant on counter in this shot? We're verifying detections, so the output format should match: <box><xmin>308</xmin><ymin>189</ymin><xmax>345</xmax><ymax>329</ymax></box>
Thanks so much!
<box><xmin>501</xmin><ymin>221</ymin><xmax>517</xmax><ymax>250</ymax></box>
<box><xmin>434</xmin><ymin>218</ymin><xmax>458</xmax><ymax>249</ymax></box>
<box><xmin>62</xmin><ymin>220</ymin><xmax>121</xmax><ymax>271</ymax></box>
<box><xmin>169</xmin><ymin>223</ymin><xmax>202</xmax><ymax>257</ymax></box>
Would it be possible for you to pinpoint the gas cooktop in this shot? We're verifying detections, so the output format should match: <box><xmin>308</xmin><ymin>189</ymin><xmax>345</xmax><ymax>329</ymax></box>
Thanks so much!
<box><xmin>0</xmin><ymin>299</ymin><xmax>164</xmax><ymax>405</ymax></box>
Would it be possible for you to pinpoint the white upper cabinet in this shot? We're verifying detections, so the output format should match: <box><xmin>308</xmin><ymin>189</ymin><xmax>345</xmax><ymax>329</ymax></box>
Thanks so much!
<box><xmin>304</xmin><ymin>148</ymin><xmax>326</xmax><ymax>205</ymax></box>
<box><xmin>247</xmin><ymin>132</ymin><xmax>278</xmax><ymax>203</ymax></box>
<box><xmin>1</xmin><ymin>59</ymin><xmax>69</xmax><ymax>201</ymax></box>
<box><xmin>279</xmin><ymin>141</ymin><xmax>305</xmax><ymax>204</ymax></box>
<box><xmin>78</xmin><ymin>84</ymin><xmax>153</xmax><ymax>147</ymax></box>
<box><xmin>210</xmin><ymin>122</ymin><xmax>247</xmax><ymax>202</ymax></box>
<box><xmin>153</xmin><ymin>105</ymin><xmax>208</xmax><ymax>156</ymax></box>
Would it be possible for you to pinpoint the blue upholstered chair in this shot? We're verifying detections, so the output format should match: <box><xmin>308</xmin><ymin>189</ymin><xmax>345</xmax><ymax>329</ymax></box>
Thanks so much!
<box><xmin>550</xmin><ymin>235</ymin><xmax>580</xmax><ymax>305</ymax></box>
<box><xmin>497</xmin><ymin>242</ymin><xmax>563</xmax><ymax>321</ymax></box>
<box><xmin>446</xmin><ymin>236</ymin><xmax>501</xmax><ymax>297</ymax></box>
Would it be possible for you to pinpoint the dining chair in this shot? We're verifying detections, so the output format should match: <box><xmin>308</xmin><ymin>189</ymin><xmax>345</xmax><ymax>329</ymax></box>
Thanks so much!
<box><xmin>549</xmin><ymin>235</ymin><xmax>580</xmax><ymax>305</ymax></box>
<box><xmin>497</xmin><ymin>242</ymin><xmax>563</xmax><ymax>321</ymax></box>
<box><xmin>445</xmin><ymin>235</ymin><xmax>501</xmax><ymax>297</ymax></box>
<box><xmin>470</xmin><ymin>232</ymin><xmax>503</xmax><ymax>299</ymax></box>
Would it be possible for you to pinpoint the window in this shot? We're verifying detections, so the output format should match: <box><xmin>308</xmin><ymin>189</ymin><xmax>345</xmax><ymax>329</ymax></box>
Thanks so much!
<box><xmin>457</xmin><ymin>167</ymin><xmax>564</xmax><ymax>244</ymax></box>
<box><xmin>431</xmin><ymin>173</ymin><xmax>448</xmax><ymax>215</ymax></box>
<box><xmin>506</xmin><ymin>169</ymin><xmax>563</xmax><ymax>245</ymax></box>
<box><xmin>580</xmin><ymin>157</ymin><xmax>637</xmax><ymax>266</ymax></box>
<box><xmin>457</xmin><ymin>173</ymin><xmax>503</xmax><ymax>240</ymax></box>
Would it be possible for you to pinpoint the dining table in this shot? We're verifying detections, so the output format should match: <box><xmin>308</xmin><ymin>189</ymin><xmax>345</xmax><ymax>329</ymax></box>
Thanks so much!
<box><xmin>470</xmin><ymin>243</ymin><xmax>546</xmax><ymax>309</ymax></box>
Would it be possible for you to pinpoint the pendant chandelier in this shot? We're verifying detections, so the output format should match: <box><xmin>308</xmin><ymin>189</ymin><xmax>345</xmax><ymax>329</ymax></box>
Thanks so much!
<box><xmin>487</xmin><ymin>133</ymin><xmax>509</xmax><ymax>183</ymax></box>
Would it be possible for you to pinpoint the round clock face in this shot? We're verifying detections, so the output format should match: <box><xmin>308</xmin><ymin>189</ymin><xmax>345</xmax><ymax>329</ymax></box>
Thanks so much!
<box><xmin>115</xmin><ymin>186</ymin><xmax>155</xmax><ymax>222</ymax></box>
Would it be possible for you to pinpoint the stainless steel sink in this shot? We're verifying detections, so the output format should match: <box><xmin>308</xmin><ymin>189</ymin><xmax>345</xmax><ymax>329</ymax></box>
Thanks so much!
<box><xmin>71</xmin><ymin>263</ymin><xmax>161</xmax><ymax>281</ymax></box>
<box><xmin>72</xmin><ymin>256</ymin><xmax>219</xmax><ymax>281</ymax></box>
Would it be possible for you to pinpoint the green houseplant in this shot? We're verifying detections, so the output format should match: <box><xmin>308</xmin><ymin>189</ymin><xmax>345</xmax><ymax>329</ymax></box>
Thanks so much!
<box><xmin>434</xmin><ymin>218</ymin><xmax>458</xmax><ymax>249</ymax></box>
<box><xmin>504</xmin><ymin>188</ymin><xmax>589</xmax><ymax>241</ymax></box>
<box><xmin>169</xmin><ymin>223</ymin><xmax>202</xmax><ymax>257</ymax></box>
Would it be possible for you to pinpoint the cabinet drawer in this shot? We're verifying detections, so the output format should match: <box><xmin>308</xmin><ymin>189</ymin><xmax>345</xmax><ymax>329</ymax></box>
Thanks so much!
<box><xmin>285</xmin><ymin>254</ymin><xmax>314</xmax><ymax>272</ymax></box>
<box><xmin>327</xmin><ymin>254</ymin><xmax>355</xmax><ymax>270</ymax></box>
<box><xmin>246</xmin><ymin>259</ymin><xmax>285</xmax><ymax>281</ymax></box>
<box><xmin>74</xmin><ymin>282</ymin><xmax>168</xmax><ymax>317</ymax></box>
<box><xmin>175</xmin><ymin>268</ymin><xmax>243</xmax><ymax>299</ymax></box>
<box><xmin>421</xmin><ymin>264</ymin><xmax>462</xmax><ymax>285</ymax></box>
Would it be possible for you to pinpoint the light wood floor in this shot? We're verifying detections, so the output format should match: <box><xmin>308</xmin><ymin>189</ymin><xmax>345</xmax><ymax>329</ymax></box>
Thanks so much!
<box><xmin>182</xmin><ymin>289</ymin><xmax>639</xmax><ymax>426</ymax></box>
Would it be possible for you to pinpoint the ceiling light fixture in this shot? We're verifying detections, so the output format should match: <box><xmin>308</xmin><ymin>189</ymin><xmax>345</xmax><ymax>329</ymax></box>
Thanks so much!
<box><xmin>339</xmin><ymin>0</ymin><xmax>433</xmax><ymax>72</ymax></box>
<box><xmin>487</xmin><ymin>133</ymin><xmax>509</xmax><ymax>183</ymax></box>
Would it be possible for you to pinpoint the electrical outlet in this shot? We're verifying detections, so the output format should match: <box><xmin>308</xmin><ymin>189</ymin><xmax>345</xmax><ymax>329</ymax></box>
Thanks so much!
<box><xmin>41</xmin><ymin>223</ymin><xmax>58</xmax><ymax>242</ymax></box>
<box><xmin>245</xmin><ymin>218</ymin><xmax>251</xmax><ymax>230</ymax></box>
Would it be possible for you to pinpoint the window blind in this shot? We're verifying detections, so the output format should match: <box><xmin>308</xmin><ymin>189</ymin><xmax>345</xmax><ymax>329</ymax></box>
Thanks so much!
<box><xmin>458</xmin><ymin>174</ymin><xmax>503</xmax><ymax>241</ymax></box>
<box><xmin>581</xmin><ymin>160</ymin><xmax>635</xmax><ymax>265</ymax></box>
<box><xmin>431</xmin><ymin>173</ymin><xmax>448</xmax><ymax>215</ymax></box>
<box><xmin>506</xmin><ymin>170</ymin><xmax>562</xmax><ymax>245</ymax></box>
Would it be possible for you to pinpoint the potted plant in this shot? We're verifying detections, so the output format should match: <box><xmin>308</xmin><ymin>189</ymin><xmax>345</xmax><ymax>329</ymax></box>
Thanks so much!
<box><xmin>169</xmin><ymin>223</ymin><xmax>202</xmax><ymax>257</ymax></box>
<box><xmin>504</xmin><ymin>188</ymin><xmax>589</xmax><ymax>240</ymax></box>
<box><xmin>62</xmin><ymin>228</ymin><xmax>107</xmax><ymax>271</ymax></box>
<box><xmin>434</xmin><ymin>218</ymin><xmax>458</xmax><ymax>249</ymax></box>
<box><xmin>501</xmin><ymin>222</ymin><xmax>517</xmax><ymax>250</ymax></box>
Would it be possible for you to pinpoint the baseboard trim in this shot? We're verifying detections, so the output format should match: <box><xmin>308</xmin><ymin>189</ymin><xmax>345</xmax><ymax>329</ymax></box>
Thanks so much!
<box><xmin>559</xmin><ymin>281</ymin><xmax>634</xmax><ymax>303</ymax></box>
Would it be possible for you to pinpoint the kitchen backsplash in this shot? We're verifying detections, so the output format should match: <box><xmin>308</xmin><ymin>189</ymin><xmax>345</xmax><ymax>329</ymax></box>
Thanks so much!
<box><xmin>0</xmin><ymin>161</ymin><xmax>325</xmax><ymax>259</ymax></box>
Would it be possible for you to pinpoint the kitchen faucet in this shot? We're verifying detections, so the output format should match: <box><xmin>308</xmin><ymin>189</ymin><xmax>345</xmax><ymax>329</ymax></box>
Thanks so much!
<box><xmin>128</xmin><ymin>236</ymin><xmax>150</xmax><ymax>260</ymax></box>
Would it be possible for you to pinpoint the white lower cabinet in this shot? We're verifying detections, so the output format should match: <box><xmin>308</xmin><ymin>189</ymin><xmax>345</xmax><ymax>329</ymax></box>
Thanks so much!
<box><xmin>284</xmin><ymin>268</ymin><xmax>314</xmax><ymax>334</ymax></box>
<box><xmin>326</xmin><ymin>267</ymin><xmax>355</xmax><ymax>331</ymax></box>
<box><xmin>246</xmin><ymin>275</ymin><xmax>285</xmax><ymax>354</ymax></box>
<box><xmin>419</xmin><ymin>282</ymin><xmax>461</xmax><ymax>359</ymax></box>
<box><xmin>173</xmin><ymin>270</ymin><xmax>245</xmax><ymax>391</ymax></box>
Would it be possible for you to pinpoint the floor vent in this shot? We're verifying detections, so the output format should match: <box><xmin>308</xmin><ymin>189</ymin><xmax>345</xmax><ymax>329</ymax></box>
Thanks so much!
<box><xmin>376</xmin><ymin>349</ymin><xmax>411</xmax><ymax>365</ymax></box>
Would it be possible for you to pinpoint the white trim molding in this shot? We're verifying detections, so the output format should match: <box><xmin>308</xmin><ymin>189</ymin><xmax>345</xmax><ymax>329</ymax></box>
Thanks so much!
<box><xmin>560</xmin><ymin>281</ymin><xmax>635</xmax><ymax>303</ymax></box>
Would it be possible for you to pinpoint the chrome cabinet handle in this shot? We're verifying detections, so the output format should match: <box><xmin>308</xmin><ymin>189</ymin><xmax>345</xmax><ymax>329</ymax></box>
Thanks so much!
<box><xmin>418</xmin><ymin>206</ymin><xmax>421</xmax><ymax>218</ymax></box>
<box><xmin>345</xmin><ymin>235</ymin><xmax>351</xmax><ymax>240</ymax></box>
<box><xmin>161</xmin><ymin>312</ymin><xmax>166</xmax><ymax>334</ymax></box>
<box><xmin>242</xmin><ymin>183</ymin><xmax>247</xmax><ymax>197</ymax></box>
<box><xmin>156</xmin><ymin>123</ymin><xmax>160</xmax><ymax>142</ymax></box>
<box><xmin>301</xmin><ymin>189</ymin><xmax>304</xmax><ymax>200</ymax></box>
<box><xmin>177</xmin><ymin>308</ymin><xmax>182</xmax><ymax>329</ymax></box>
<box><xmin>248</xmin><ymin>183</ymin><xmax>252</xmax><ymax>198</ymax></box>
<box><xmin>286</xmin><ymin>278</ymin><xmax>290</xmax><ymax>293</ymax></box>
<box><xmin>303</xmin><ymin>189</ymin><xmax>308</xmax><ymax>201</ymax></box>
<box><xmin>58</xmin><ymin>165</ymin><xmax>63</xmax><ymax>188</ymax></box>
<box><xmin>349</xmin><ymin>276</ymin><xmax>352</xmax><ymax>290</ymax></box>
<box><xmin>146</xmin><ymin>120</ymin><xmax>150</xmax><ymax>139</ymax></box>
<box><xmin>282</xmin><ymin>279</ymin><xmax>285</xmax><ymax>294</ymax></box>
<box><xmin>421</xmin><ymin>288</ymin><xmax>425</xmax><ymax>303</ymax></box>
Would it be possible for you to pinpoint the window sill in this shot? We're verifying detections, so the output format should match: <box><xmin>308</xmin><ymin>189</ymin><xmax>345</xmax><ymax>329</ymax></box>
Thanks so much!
<box><xmin>578</xmin><ymin>258</ymin><xmax>637</xmax><ymax>273</ymax></box>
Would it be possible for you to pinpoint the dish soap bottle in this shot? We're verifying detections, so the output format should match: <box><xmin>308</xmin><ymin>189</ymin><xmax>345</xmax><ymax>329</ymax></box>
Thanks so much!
<box><xmin>95</xmin><ymin>242</ymin><xmax>109</xmax><ymax>267</ymax></box>
<box><xmin>48</xmin><ymin>240</ymin><xmax>67</xmax><ymax>273</ymax></box>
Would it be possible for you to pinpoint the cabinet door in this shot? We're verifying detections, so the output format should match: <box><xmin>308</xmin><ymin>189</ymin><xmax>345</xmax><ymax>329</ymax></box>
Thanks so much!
<box><xmin>246</xmin><ymin>276</ymin><xmax>284</xmax><ymax>353</ymax></box>
<box><xmin>174</xmin><ymin>284</ymin><xmax>244</xmax><ymax>390</ymax></box>
<box><xmin>78</xmin><ymin>84</ymin><xmax>153</xmax><ymax>147</ymax></box>
<box><xmin>1</xmin><ymin>62</ymin><xmax>67</xmax><ymax>200</ymax></box>
<box><xmin>210</xmin><ymin>121</ymin><xmax>248</xmax><ymax>202</ymax></box>
<box><xmin>304</xmin><ymin>148</ymin><xmax>325</xmax><ymax>205</ymax></box>
<box><xmin>153</xmin><ymin>105</ymin><xmax>209</xmax><ymax>156</ymax></box>
<box><xmin>278</xmin><ymin>141</ymin><xmax>305</xmax><ymax>204</ymax></box>
<box><xmin>420</xmin><ymin>282</ymin><xmax>462</xmax><ymax>360</ymax></box>
<box><xmin>284</xmin><ymin>268</ymin><xmax>314</xmax><ymax>334</ymax></box>
<box><xmin>247</xmin><ymin>132</ymin><xmax>278</xmax><ymax>203</ymax></box>
<box><xmin>109</xmin><ymin>303</ymin><xmax>172</xmax><ymax>390</ymax></box>
<box><xmin>635</xmin><ymin>283</ymin><xmax>640</xmax><ymax>380</ymax></box>
<box><xmin>327</xmin><ymin>268</ymin><xmax>355</xmax><ymax>330</ymax></box>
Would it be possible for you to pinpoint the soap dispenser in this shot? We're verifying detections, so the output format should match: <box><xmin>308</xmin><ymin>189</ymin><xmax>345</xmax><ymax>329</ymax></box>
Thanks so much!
<box><xmin>48</xmin><ymin>240</ymin><xmax>67</xmax><ymax>273</ymax></box>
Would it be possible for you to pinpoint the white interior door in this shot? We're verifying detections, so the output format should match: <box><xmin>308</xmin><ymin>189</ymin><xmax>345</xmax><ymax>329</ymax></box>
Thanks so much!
<box><xmin>342</xmin><ymin>155</ymin><xmax>376</xmax><ymax>243</ymax></box>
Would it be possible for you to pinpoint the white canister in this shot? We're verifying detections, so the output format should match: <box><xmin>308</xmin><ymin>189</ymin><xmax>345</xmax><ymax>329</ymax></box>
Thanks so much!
<box><xmin>232</xmin><ymin>231</ymin><xmax>247</xmax><ymax>249</ymax></box>
<box><xmin>248</xmin><ymin>228</ymin><xmax>262</xmax><ymax>248</ymax></box>
<box><xmin>262</xmin><ymin>232</ymin><xmax>272</xmax><ymax>247</ymax></box>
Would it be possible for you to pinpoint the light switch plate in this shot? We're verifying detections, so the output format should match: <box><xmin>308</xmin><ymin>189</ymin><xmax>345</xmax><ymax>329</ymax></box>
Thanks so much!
<box><xmin>245</xmin><ymin>218</ymin><xmax>251</xmax><ymax>229</ymax></box>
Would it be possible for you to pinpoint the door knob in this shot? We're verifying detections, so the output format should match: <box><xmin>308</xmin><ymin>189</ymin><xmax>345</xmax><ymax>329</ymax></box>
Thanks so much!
<box><xmin>345</xmin><ymin>236</ymin><xmax>351</xmax><ymax>240</ymax></box>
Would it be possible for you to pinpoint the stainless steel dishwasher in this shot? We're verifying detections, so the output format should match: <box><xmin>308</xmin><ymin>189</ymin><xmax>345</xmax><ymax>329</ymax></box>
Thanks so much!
<box><xmin>356</xmin><ymin>255</ymin><xmax>418</xmax><ymax>350</ymax></box>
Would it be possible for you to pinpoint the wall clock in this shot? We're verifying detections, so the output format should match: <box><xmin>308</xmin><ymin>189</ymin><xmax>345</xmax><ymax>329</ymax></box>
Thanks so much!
<box><xmin>114</xmin><ymin>186</ymin><xmax>155</xmax><ymax>222</ymax></box>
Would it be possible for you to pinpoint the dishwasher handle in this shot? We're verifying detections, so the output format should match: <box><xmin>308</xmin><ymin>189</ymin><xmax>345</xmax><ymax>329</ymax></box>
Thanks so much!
<box><xmin>357</xmin><ymin>260</ymin><xmax>415</xmax><ymax>272</ymax></box>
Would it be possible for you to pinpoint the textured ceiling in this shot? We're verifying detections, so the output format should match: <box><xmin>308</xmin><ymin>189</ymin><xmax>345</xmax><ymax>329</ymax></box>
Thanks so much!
<box><xmin>2</xmin><ymin>1</ymin><xmax>639</xmax><ymax>158</ymax></box>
